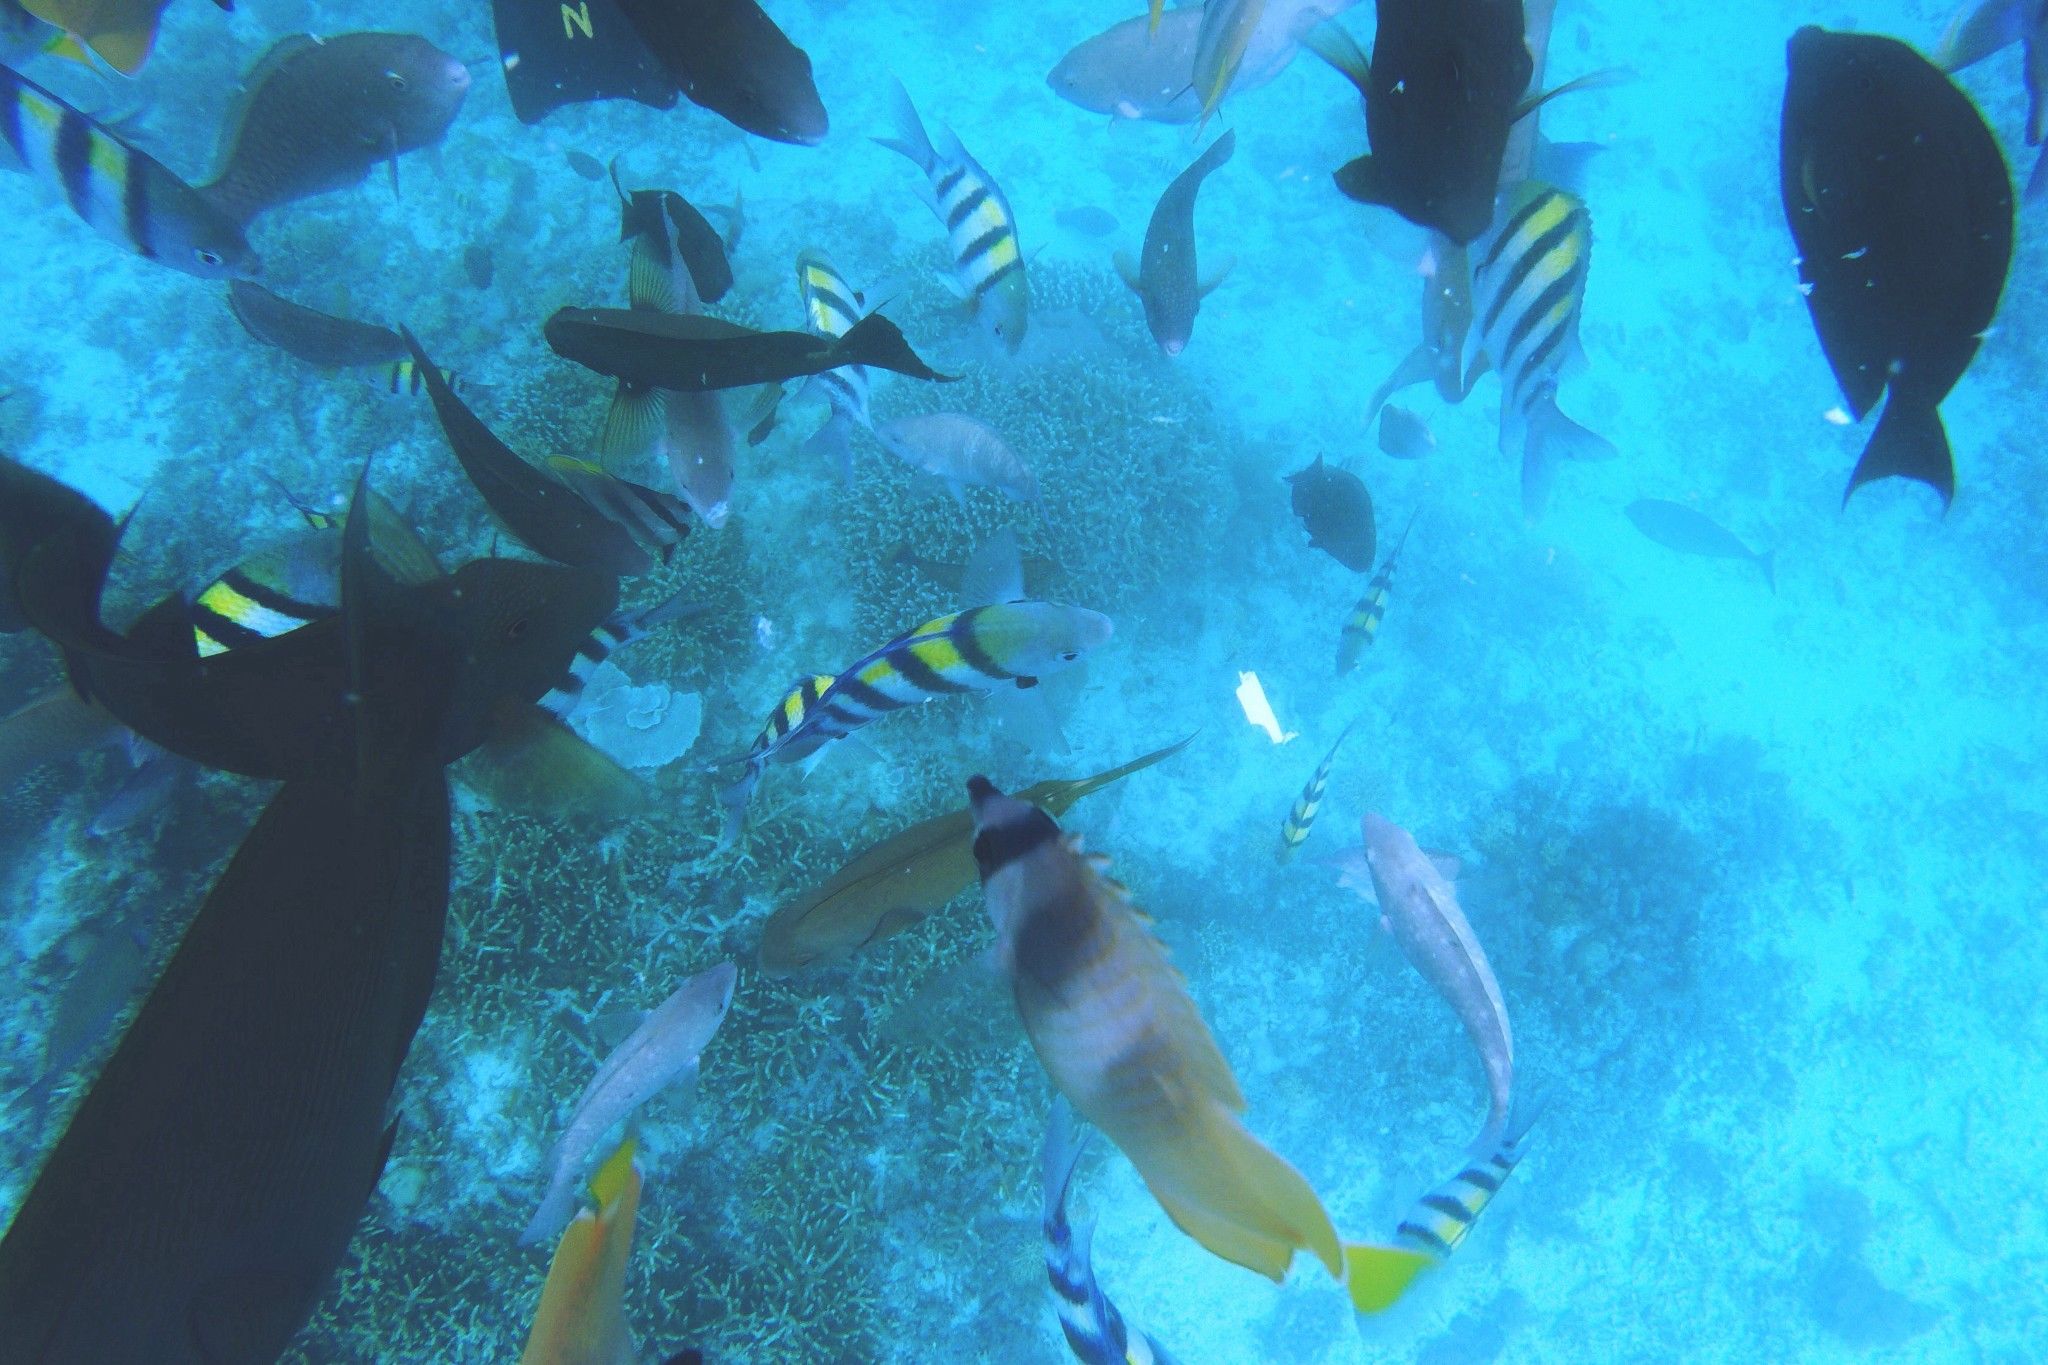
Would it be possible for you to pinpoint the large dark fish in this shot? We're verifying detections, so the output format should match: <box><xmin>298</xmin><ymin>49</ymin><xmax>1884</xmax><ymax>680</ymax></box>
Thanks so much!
<box><xmin>0</xmin><ymin>471</ymin><xmax>616</xmax><ymax>1362</ymax></box>
<box><xmin>492</xmin><ymin>0</ymin><xmax>826</xmax><ymax>144</ymax></box>
<box><xmin>544</xmin><ymin>307</ymin><xmax>955</xmax><ymax>392</ymax></box>
<box><xmin>1116</xmin><ymin>130</ymin><xmax>1236</xmax><ymax>357</ymax></box>
<box><xmin>403</xmin><ymin>330</ymin><xmax>654</xmax><ymax>577</ymax></box>
<box><xmin>1312</xmin><ymin>1</ymin><xmax>1533</xmax><ymax>245</ymax></box>
<box><xmin>0</xmin><ymin>62</ymin><xmax>259</xmax><ymax>279</ymax></box>
<box><xmin>227</xmin><ymin>280</ymin><xmax>405</xmax><ymax>368</ymax></box>
<box><xmin>1285</xmin><ymin>455</ymin><xmax>1376</xmax><ymax>571</ymax></box>
<box><xmin>1781</xmin><ymin>27</ymin><xmax>2013</xmax><ymax>507</ymax></box>
<box><xmin>200</xmin><ymin>32</ymin><xmax>472</xmax><ymax>226</ymax></box>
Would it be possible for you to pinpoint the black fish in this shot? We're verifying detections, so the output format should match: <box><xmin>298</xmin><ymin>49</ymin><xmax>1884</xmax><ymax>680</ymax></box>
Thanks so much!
<box><xmin>200</xmin><ymin>32</ymin><xmax>472</xmax><ymax>225</ymax></box>
<box><xmin>1285</xmin><ymin>454</ymin><xmax>1377</xmax><ymax>571</ymax></box>
<box><xmin>226</xmin><ymin>280</ymin><xmax>405</xmax><ymax>368</ymax></box>
<box><xmin>492</xmin><ymin>0</ymin><xmax>826</xmax><ymax>145</ymax></box>
<box><xmin>0</xmin><ymin>472</ymin><xmax>615</xmax><ymax>1361</ymax></box>
<box><xmin>1312</xmin><ymin>1</ymin><xmax>1532</xmax><ymax>245</ymax></box>
<box><xmin>1115</xmin><ymin>129</ymin><xmax>1235</xmax><ymax>357</ymax></box>
<box><xmin>402</xmin><ymin>330</ymin><xmax>654</xmax><ymax>577</ymax></box>
<box><xmin>614</xmin><ymin>161</ymin><xmax>733</xmax><ymax>308</ymax></box>
<box><xmin>565</xmin><ymin>148</ymin><xmax>608</xmax><ymax>180</ymax></box>
<box><xmin>544</xmin><ymin>307</ymin><xmax>955</xmax><ymax>392</ymax></box>
<box><xmin>1781</xmin><ymin>27</ymin><xmax>2013</xmax><ymax>508</ymax></box>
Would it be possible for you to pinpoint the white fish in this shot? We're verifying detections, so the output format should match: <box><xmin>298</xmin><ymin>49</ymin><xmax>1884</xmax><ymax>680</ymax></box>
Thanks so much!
<box><xmin>1332</xmin><ymin>813</ymin><xmax>1514</xmax><ymax>1153</ymax></box>
<box><xmin>873</xmin><ymin>412</ymin><xmax>1039</xmax><ymax>507</ymax></box>
<box><xmin>520</xmin><ymin>960</ymin><xmax>738</xmax><ymax>1246</ymax></box>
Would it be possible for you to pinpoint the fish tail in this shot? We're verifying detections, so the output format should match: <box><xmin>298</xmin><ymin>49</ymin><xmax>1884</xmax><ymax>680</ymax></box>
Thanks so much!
<box><xmin>1342</xmin><ymin>1241</ymin><xmax>1436</xmax><ymax>1314</ymax></box>
<box><xmin>1150</xmin><ymin>1105</ymin><xmax>1344</xmax><ymax>1283</ymax></box>
<box><xmin>801</xmin><ymin>409</ymin><xmax>857</xmax><ymax>485</ymax></box>
<box><xmin>1040</xmin><ymin>1095</ymin><xmax>1090</xmax><ymax>1233</ymax></box>
<box><xmin>2026</xmin><ymin>146</ymin><xmax>2046</xmax><ymax>205</ymax></box>
<box><xmin>871</xmin><ymin>78</ymin><xmax>935</xmax><ymax>174</ymax></box>
<box><xmin>715</xmin><ymin>764</ymin><xmax>761</xmax><ymax>849</ymax></box>
<box><xmin>1847</xmin><ymin>396</ymin><xmax>1953</xmax><ymax>510</ymax></box>
<box><xmin>1521</xmin><ymin>391</ymin><xmax>1615</xmax><ymax>521</ymax></box>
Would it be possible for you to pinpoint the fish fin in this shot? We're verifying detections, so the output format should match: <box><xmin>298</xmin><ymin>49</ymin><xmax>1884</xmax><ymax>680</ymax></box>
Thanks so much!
<box><xmin>1935</xmin><ymin>0</ymin><xmax>2028</xmax><ymax>71</ymax></box>
<box><xmin>1041</xmin><ymin>1095</ymin><xmax>1092</xmax><ymax>1227</ymax></box>
<box><xmin>1342</xmin><ymin>1243</ymin><xmax>1436</xmax><ymax>1314</ymax></box>
<box><xmin>1322</xmin><ymin>846</ymin><xmax>1375</xmax><ymax>902</ymax></box>
<box><xmin>1532</xmin><ymin>137</ymin><xmax>1606</xmax><ymax>195</ymax></box>
<box><xmin>800</xmin><ymin>410</ymin><xmax>858</xmax><ymax>485</ymax></box>
<box><xmin>1521</xmin><ymin>393</ymin><xmax>1615</xmax><ymax>522</ymax></box>
<box><xmin>1113</xmin><ymin>249</ymin><xmax>1141</xmax><ymax>292</ymax></box>
<box><xmin>44</xmin><ymin>33</ymin><xmax>93</xmax><ymax>67</ymax></box>
<box><xmin>1427</xmin><ymin>853</ymin><xmax>1461</xmax><ymax>882</ymax></box>
<box><xmin>945</xmin><ymin>479</ymin><xmax>968</xmax><ymax>510</ymax></box>
<box><xmin>834</xmin><ymin>312</ymin><xmax>956</xmax><ymax>382</ymax></box>
<box><xmin>1510</xmin><ymin>68</ymin><xmax>1636</xmax><ymax>124</ymax></box>
<box><xmin>1148</xmin><ymin>1107</ymin><xmax>1343</xmax><ymax>1281</ymax></box>
<box><xmin>630</xmin><ymin>589</ymin><xmax>713</xmax><ymax>636</ymax></box>
<box><xmin>1302</xmin><ymin>22</ymin><xmax>1371</xmax><ymax>94</ymax></box>
<box><xmin>2026</xmin><ymin>146</ymin><xmax>2047</xmax><ymax>205</ymax></box>
<box><xmin>958</xmin><ymin>527</ymin><xmax>1025</xmax><ymax>605</ymax></box>
<box><xmin>1366</xmin><ymin>345</ymin><xmax>1439</xmax><ymax>423</ymax></box>
<box><xmin>1846</xmin><ymin>396</ymin><xmax>1954</xmax><ymax>510</ymax></box>
<box><xmin>1147</xmin><ymin>0</ymin><xmax>1164</xmax><ymax>34</ymax></box>
<box><xmin>871</xmin><ymin>78</ymin><xmax>936</xmax><ymax>173</ymax></box>
<box><xmin>599</xmin><ymin>384</ymin><xmax>668</xmax><ymax>470</ymax></box>
<box><xmin>715</xmin><ymin>765</ymin><xmax>760</xmax><ymax>849</ymax></box>
<box><xmin>1332</xmin><ymin>155</ymin><xmax>1389</xmax><ymax>209</ymax></box>
<box><xmin>1198</xmin><ymin>255</ymin><xmax>1235</xmax><ymax>297</ymax></box>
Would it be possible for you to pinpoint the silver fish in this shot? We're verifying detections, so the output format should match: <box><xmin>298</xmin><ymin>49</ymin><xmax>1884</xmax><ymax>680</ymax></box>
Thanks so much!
<box><xmin>1625</xmin><ymin>499</ymin><xmax>1775</xmax><ymax>591</ymax></box>
<box><xmin>520</xmin><ymin>960</ymin><xmax>738</xmax><ymax>1246</ymax></box>
<box><xmin>1377</xmin><ymin>405</ymin><xmax>1437</xmax><ymax>460</ymax></box>
<box><xmin>874</xmin><ymin>412</ymin><xmax>1039</xmax><ymax>507</ymax></box>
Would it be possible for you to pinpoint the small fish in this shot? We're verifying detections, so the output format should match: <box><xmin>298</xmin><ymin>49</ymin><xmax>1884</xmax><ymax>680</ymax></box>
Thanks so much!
<box><xmin>199</xmin><ymin>32</ymin><xmax>472</xmax><ymax>225</ymax></box>
<box><xmin>613</xmin><ymin>160</ymin><xmax>734</xmax><ymax>310</ymax></box>
<box><xmin>14</xmin><ymin>913</ymin><xmax>155</xmax><ymax>1135</ymax></box>
<box><xmin>380</xmin><ymin>356</ymin><xmax>461</xmax><ymax>398</ymax></box>
<box><xmin>0</xmin><ymin>685</ymin><xmax>124</xmax><ymax>788</ymax></box>
<box><xmin>88</xmin><ymin>737</ymin><xmax>188</xmax><ymax>836</ymax></box>
<box><xmin>1467</xmin><ymin>182</ymin><xmax>1615</xmax><ymax>520</ymax></box>
<box><xmin>795</xmin><ymin>248</ymin><xmax>873</xmax><ymax>482</ymax></box>
<box><xmin>521</xmin><ymin>960</ymin><xmax>737</xmax><ymax>1246</ymax></box>
<box><xmin>887</xmin><ymin>541</ymin><xmax>1063</xmax><ymax>598</ymax></box>
<box><xmin>1625</xmin><ymin>499</ymin><xmax>1775</xmax><ymax>591</ymax></box>
<box><xmin>227</xmin><ymin>280</ymin><xmax>404</xmax><ymax>368</ymax></box>
<box><xmin>968</xmin><ymin>777</ymin><xmax>1347</xmax><ymax>1287</ymax></box>
<box><xmin>759</xmin><ymin>734</ymin><xmax>1192</xmax><ymax>974</ymax></box>
<box><xmin>598</xmin><ymin>385</ymin><xmax>736</xmax><ymax>529</ymax></box>
<box><xmin>545</xmin><ymin>455</ymin><xmax>694</xmax><ymax>560</ymax></box>
<box><xmin>463</xmin><ymin>242</ymin><xmax>495</xmax><ymax>290</ymax></box>
<box><xmin>0</xmin><ymin>62</ymin><xmax>258</xmax><ymax>278</ymax></box>
<box><xmin>1332</xmin><ymin>813</ymin><xmax>1516</xmax><ymax>1155</ymax></box>
<box><xmin>1276</xmin><ymin>723</ymin><xmax>1352</xmax><ymax>863</ymax></box>
<box><xmin>873</xmin><ymin>412</ymin><xmax>1039</xmax><ymax>508</ymax></box>
<box><xmin>1336</xmin><ymin>511</ymin><xmax>1416</xmax><ymax>674</ymax></box>
<box><xmin>544</xmin><ymin>306</ymin><xmax>954</xmax><ymax>392</ymax></box>
<box><xmin>873</xmin><ymin>80</ymin><xmax>1029</xmax><ymax>352</ymax></box>
<box><xmin>1193</xmin><ymin>0</ymin><xmax>1268</xmax><ymax>122</ymax></box>
<box><xmin>1366</xmin><ymin>243</ymin><xmax>1479</xmax><ymax>417</ymax></box>
<box><xmin>1285</xmin><ymin>454</ymin><xmax>1376</xmax><ymax>571</ymax></box>
<box><xmin>534</xmin><ymin>589</ymin><xmax>708</xmax><ymax>722</ymax></box>
<box><xmin>564</xmin><ymin>148</ymin><xmax>607</xmax><ymax>181</ymax></box>
<box><xmin>1937</xmin><ymin>0</ymin><xmax>2047</xmax><ymax>202</ymax></box>
<box><xmin>1116</xmin><ymin>130</ymin><xmax>1235</xmax><ymax>357</ymax></box>
<box><xmin>1055</xmin><ymin>205</ymin><xmax>1119</xmax><ymax>237</ymax></box>
<box><xmin>718</xmin><ymin>601</ymin><xmax>1113</xmax><ymax>840</ymax></box>
<box><xmin>1042</xmin><ymin>1096</ymin><xmax>1178</xmax><ymax>1365</ymax></box>
<box><xmin>1782</xmin><ymin>27</ymin><xmax>2014</xmax><ymax>507</ymax></box>
<box><xmin>1377</xmin><ymin>404</ymin><xmax>1436</xmax><ymax>460</ymax></box>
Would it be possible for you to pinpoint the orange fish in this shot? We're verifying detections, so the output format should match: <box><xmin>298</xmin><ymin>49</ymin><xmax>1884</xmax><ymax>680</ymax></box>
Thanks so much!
<box><xmin>22</xmin><ymin>0</ymin><xmax>174</xmax><ymax>75</ymax></box>
<box><xmin>519</xmin><ymin>1138</ymin><xmax>644</xmax><ymax>1365</ymax></box>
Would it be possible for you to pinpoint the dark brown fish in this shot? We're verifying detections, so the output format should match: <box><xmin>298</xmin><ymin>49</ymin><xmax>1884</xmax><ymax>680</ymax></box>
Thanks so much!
<box><xmin>226</xmin><ymin>280</ymin><xmax>405</xmax><ymax>368</ymax></box>
<box><xmin>200</xmin><ymin>32</ymin><xmax>473</xmax><ymax>225</ymax></box>
<box><xmin>544</xmin><ymin>307</ymin><xmax>954</xmax><ymax>392</ymax></box>
<box><xmin>1286</xmin><ymin>454</ymin><xmax>1376</xmax><ymax>571</ymax></box>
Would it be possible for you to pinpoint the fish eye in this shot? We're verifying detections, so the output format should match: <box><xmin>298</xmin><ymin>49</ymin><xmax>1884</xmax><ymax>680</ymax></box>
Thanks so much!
<box><xmin>1059</xmin><ymin>651</ymin><xmax>1078</xmax><ymax>662</ymax></box>
<box><xmin>195</xmin><ymin>248</ymin><xmax>223</xmax><ymax>267</ymax></box>
<box><xmin>385</xmin><ymin>70</ymin><xmax>408</xmax><ymax>90</ymax></box>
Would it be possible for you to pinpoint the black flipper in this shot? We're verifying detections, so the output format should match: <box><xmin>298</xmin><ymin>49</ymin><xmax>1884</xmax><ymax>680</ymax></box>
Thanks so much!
<box><xmin>1846</xmin><ymin>396</ymin><xmax>1955</xmax><ymax>509</ymax></box>
<box><xmin>1333</xmin><ymin>154</ymin><xmax>1390</xmax><ymax>208</ymax></box>
<box><xmin>830</xmin><ymin>312</ymin><xmax>957</xmax><ymax>383</ymax></box>
<box><xmin>401</xmin><ymin>329</ymin><xmax>653</xmax><ymax>575</ymax></box>
<box><xmin>664</xmin><ymin>192</ymin><xmax>735</xmax><ymax>304</ymax></box>
<box><xmin>491</xmin><ymin>0</ymin><xmax>678</xmax><ymax>124</ymax></box>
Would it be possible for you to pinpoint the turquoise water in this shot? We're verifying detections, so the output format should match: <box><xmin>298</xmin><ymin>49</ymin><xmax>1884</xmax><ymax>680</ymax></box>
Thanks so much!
<box><xmin>2</xmin><ymin>0</ymin><xmax>2044</xmax><ymax>1361</ymax></box>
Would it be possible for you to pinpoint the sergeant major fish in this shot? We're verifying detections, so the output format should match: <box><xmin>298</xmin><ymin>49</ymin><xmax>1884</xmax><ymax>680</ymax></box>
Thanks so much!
<box><xmin>1467</xmin><ymin>182</ymin><xmax>1615</xmax><ymax>520</ymax></box>
<box><xmin>874</xmin><ymin>79</ymin><xmax>1029</xmax><ymax>353</ymax></box>
<box><xmin>1335</xmin><ymin>511</ymin><xmax>1415</xmax><ymax>673</ymax></box>
<box><xmin>718</xmin><ymin>601</ymin><xmax>1112</xmax><ymax>841</ymax></box>
<box><xmin>795</xmin><ymin>248</ymin><xmax>874</xmax><ymax>483</ymax></box>
<box><xmin>1117</xmin><ymin>129</ymin><xmax>1236</xmax><ymax>357</ymax></box>
<box><xmin>1042</xmin><ymin>1096</ymin><xmax>1178</xmax><ymax>1365</ymax></box>
<box><xmin>0</xmin><ymin>62</ymin><xmax>258</xmax><ymax>278</ymax></box>
<box><xmin>1277</xmin><ymin>721</ymin><xmax>1353</xmax><ymax>862</ymax></box>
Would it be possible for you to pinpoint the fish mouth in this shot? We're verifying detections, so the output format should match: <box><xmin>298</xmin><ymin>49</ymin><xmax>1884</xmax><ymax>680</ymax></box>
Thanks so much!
<box><xmin>1160</xmin><ymin>338</ymin><xmax>1186</xmax><ymax>358</ymax></box>
<box><xmin>695</xmin><ymin>501</ymin><xmax>731</xmax><ymax>529</ymax></box>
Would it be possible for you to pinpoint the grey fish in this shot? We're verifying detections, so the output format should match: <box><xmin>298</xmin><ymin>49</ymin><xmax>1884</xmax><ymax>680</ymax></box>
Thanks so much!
<box><xmin>1625</xmin><ymin>499</ymin><xmax>1775</xmax><ymax>591</ymax></box>
<box><xmin>200</xmin><ymin>32</ymin><xmax>472</xmax><ymax>225</ymax></box>
<box><xmin>1377</xmin><ymin>404</ymin><xmax>1436</xmax><ymax>460</ymax></box>
<box><xmin>1938</xmin><ymin>0</ymin><xmax>2047</xmax><ymax>202</ymax></box>
<box><xmin>1047</xmin><ymin>2</ymin><xmax>1357</xmax><ymax>124</ymax></box>
<box><xmin>1055</xmin><ymin>204</ymin><xmax>1119</xmax><ymax>237</ymax></box>
<box><xmin>14</xmin><ymin>915</ymin><xmax>156</xmax><ymax>1137</ymax></box>
<box><xmin>565</xmin><ymin>148</ymin><xmax>607</xmax><ymax>181</ymax></box>
<box><xmin>227</xmin><ymin>280</ymin><xmax>404</xmax><ymax>368</ymax></box>
<box><xmin>1115</xmin><ymin>130</ymin><xmax>1235</xmax><ymax>357</ymax></box>
<box><xmin>874</xmin><ymin>412</ymin><xmax>1039</xmax><ymax>507</ymax></box>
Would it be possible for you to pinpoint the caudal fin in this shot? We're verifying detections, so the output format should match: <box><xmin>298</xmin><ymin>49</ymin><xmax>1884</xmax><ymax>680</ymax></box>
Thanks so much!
<box><xmin>1522</xmin><ymin>394</ymin><xmax>1616</xmax><ymax>521</ymax></box>
<box><xmin>1846</xmin><ymin>397</ymin><xmax>1954</xmax><ymax>509</ymax></box>
<box><xmin>1343</xmin><ymin>1241</ymin><xmax>1435</xmax><ymax>1314</ymax></box>
<box><xmin>871</xmin><ymin>78</ymin><xmax>936</xmax><ymax>173</ymax></box>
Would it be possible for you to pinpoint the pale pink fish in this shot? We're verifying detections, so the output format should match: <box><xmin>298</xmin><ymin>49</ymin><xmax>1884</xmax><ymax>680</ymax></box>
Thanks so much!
<box><xmin>873</xmin><ymin>412</ymin><xmax>1040</xmax><ymax>508</ymax></box>
<box><xmin>663</xmin><ymin>389</ymin><xmax>736</xmax><ymax>529</ymax></box>
<box><xmin>519</xmin><ymin>959</ymin><xmax>738</xmax><ymax>1246</ymax></box>
<box><xmin>1332</xmin><ymin>813</ymin><xmax>1513</xmax><ymax>1153</ymax></box>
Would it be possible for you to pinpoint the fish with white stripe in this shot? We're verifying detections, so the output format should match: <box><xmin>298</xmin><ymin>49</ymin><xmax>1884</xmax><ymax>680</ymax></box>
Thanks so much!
<box><xmin>873</xmin><ymin>79</ymin><xmax>1029</xmax><ymax>352</ymax></box>
<box><xmin>1276</xmin><ymin>722</ymin><xmax>1353</xmax><ymax>862</ymax></box>
<box><xmin>794</xmin><ymin>248</ymin><xmax>874</xmax><ymax>482</ymax></box>
<box><xmin>1041</xmin><ymin>1096</ymin><xmax>1177</xmax><ymax>1365</ymax></box>
<box><xmin>1465</xmin><ymin>182</ymin><xmax>1615</xmax><ymax>520</ymax></box>
<box><xmin>716</xmin><ymin>600</ymin><xmax>1111</xmax><ymax>842</ymax></box>
<box><xmin>0</xmin><ymin>61</ymin><xmax>256</xmax><ymax>278</ymax></box>
<box><xmin>1335</xmin><ymin>510</ymin><xmax>1416</xmax><ymax>675</ymax></box>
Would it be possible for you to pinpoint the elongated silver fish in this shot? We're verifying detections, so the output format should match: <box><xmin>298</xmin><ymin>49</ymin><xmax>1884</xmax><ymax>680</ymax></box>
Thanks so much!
<box><xmin>874</xmin><ymin>80</ymin><xmax>1028</xmax><ymax>352</ymax></box>
<box><xmin>0</xmin><ymin>62</ymin><xmax>257</xmax><ymax>278</ymax></box>
<box><xmin>1466</xmin><ymin>182</ymin><xmax>1615</xmax><ymax>520</ymax></box>
<box><xmin>521</xmin><ymin>959</ymin><xmax>736</xmax><ymax>1246</ymax></box>
<box><xmin>1624</xmin><ymin>499</ymin><xmax>1774</xmax><ymax>591</ymax></box>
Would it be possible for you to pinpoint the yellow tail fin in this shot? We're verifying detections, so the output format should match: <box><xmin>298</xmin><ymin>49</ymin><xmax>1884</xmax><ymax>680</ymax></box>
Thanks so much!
<box><xmin>1343</xmin><ymin>1242</ymin><xmax>1435</xmax><ymax>1314</ymax></box>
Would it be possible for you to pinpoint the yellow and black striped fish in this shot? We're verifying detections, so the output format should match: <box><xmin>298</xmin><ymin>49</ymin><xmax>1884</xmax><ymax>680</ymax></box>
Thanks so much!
<box><xmin>795</xmin><ymin>249</ymin><xmax>873</xmax><ymax>480</ymax></box>
<box><xmin>873</xmin><ymin>79</ymin><xmax>1029</xmax><ymax>353</ymax></box>
<box><xmin>1346</xmin><ymin>1105</ymin><xmax>1542</xmax><ymax>1314</ymax></box>
<box><xmin>1466</xmin><ymin>182</ymin><xmax>1615</xmax><ymax>519</ymax></box>
<box><xmin>1336</xmin><ymin>510</ymin><xmax>1417</xmax><ymax>675</ymax></box>
<box><xmin>717</xmin><ymin>601</ymin><xmax>1112</xmax><ymax>841</ymax></box>
<box><xmin>0</xmin><ymin>62</ymin><xmax>256</xmax><ymax>278</ymax></box>
<box><xmin>379</xmin><ymin>357</ymin><xmax>458</xmax><ymax>398</ymax></box>
<box><xmin>544</xmin><ymin>456</ymin><xmax>693</xmax><ymax>562</ymax></box>
<box><xmin>1277</xmin><ymin>722</ymin><xmax>1353</xmax><ymax>863</ymax></box>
